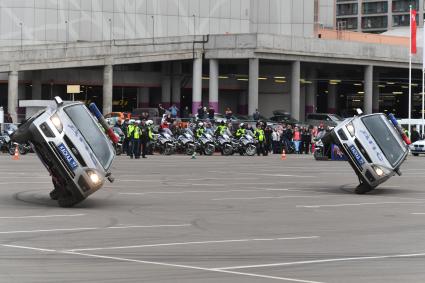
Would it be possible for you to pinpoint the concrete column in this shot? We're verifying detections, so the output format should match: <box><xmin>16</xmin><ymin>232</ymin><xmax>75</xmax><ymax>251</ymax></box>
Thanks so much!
<box><xmin>209</xmin><ymin>59</ymin><xmax>219</xmax><ymax>112</ymax></box>
<box><xmin>305</xmin><ymin>68</ymin><xmax>317</xmax><ymax>115</ymax></box>
<box><xmin>32</xmin><ymin>71</ymin><xmax>42</xmax><ymax>100</ymax></box>
<box><xmin>328</xmin><ymin>83</ymin><xmax>337</xmax><ymax>114</ymax></box>
<box><xmin>248</xmin><ymin>58</ymin><xmax>259</xmax><ymax>116</ymax></box>
<box><xmin>192</xmin><ymin>58</ymin><xmax>203</xmax><ymax>114</ymax></box>
<box><xmin>172</xmin><ymin>62</ymin><xmax>182</xmax><ymax>108</ymax></box>
<box><xmin>291</xmin><ymin>60</ymin><xmax>301</xmax><ymax>121</ymax></box>
<box><xmin>103</xmin><ymin>64</ymin><xmax>113</xmax><ymax>115</ymax></box>
<box><xmin>372</xmin><ymin>71</ymin><xmax>380</xmax><ymax>113</ymax></box>
<box><xmin>137</xmin><ymin>88</ymin><xmax>150</xmax><ymax>108</ymax></box>
<box><xmin>238</xmin><ymin>91</ymin><xmax>248</xmax><ymax>115</ymax></box>
<box><xmin>8</xmin><ymin>70</ymin><xmax>18</xmax><ymax>123</ymax></box>
<box><xmin>364</xmin><ymin>65</ymin><xmax>373</xmax><ymax>114</ymax></box>
<box><xmin>161</xmin><ymin>62</ymin><xmax>171</xmax><ymax>109</ymax></box>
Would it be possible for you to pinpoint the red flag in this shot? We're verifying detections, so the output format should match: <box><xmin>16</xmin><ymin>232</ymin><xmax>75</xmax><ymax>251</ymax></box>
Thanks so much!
<box><xmin>411</xmin><ymin>9</ymin><xmax>417</xmax><ymax>54</ymax></box>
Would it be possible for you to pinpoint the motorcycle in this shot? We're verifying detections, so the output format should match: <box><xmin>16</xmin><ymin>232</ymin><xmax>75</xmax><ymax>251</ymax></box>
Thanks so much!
<box><xmin>112</xmin><ymin>127</ymin><xmax>125</xmax><ymax>156</ymax></box>
<box><xmin>197</xmin><ymin>132</ymin><xmax>215</xmax><ymax>156</ymax></box>
<box><xmin>9</xmin><ymin>142</ymin><xmax>31</xmax><ymax>155</ymax></box>
<box><xmin>155</xmin><ymin>129</ymin><xmax>176</xmax><ymax>155</ymax></box>
<box><xmin>233</xmin><ymin>131</ymin><xmax>257</xmax><ymax>156</ymax></box>
<box><xmin>215</xmin><ymin>132</ymin><xmax>234</xmax><ymax>156</ymax></box>
<box><xmin>0</xmin><ymin>134</ymin><xmax>11</xmax><ymax>153</ymax></box>
<box><xmin>177</xmin><ymin>129</ymin><xmax>196</xmax><ymax>155</ymax></box>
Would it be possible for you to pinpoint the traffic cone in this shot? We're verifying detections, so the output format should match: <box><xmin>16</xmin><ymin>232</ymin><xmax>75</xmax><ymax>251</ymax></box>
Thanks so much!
<box><xmin>281</xmin><ymin>149</ymin><xmax>286</xmax><ymax>160</ymax></box>
<box><xmin>12</xmin><ymin>145</ymin><xmax>19</xmax><ymax>160</ymax></box>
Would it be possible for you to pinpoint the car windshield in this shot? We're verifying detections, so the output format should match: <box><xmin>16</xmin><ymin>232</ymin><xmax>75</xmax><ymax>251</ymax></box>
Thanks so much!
<box><xmin>361</xmin><ymin>115</ymin><xmax>404</xmax><ymax>167</ymax></box>
<box><xmin>64</xmin><ymin>104</ymin><xmax>113</xmax><ymax>169</ymax></box>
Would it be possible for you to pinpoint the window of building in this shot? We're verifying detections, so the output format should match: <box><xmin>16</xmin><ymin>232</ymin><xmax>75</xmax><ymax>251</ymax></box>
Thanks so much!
<box><xmin>362</xmin><ymin>2</ymin><xmax>388</xmax><ymax>14</ymax></box>
<box><xmin>337</xmin><ymin>18</ymin><xmax>358</xmax><ymax>29</ymax></box>
<box><xmin>362</xmin><ymin>16</ymin><xmax>388</xmax><ymax>29</ymax></box>
<box><xmin>337</xmin><ymin>3</ymin><xmax>358</xmax><ymax>16</ymax></box>
<box><xmin>392</xmin><ymin>0</ymin><xmax>418</xmax><ymax>13</ymax></box>
<box><xmin>393</xmin><ymin>13</ymin><xmax>418</xmax><ymax>26</ymax></box>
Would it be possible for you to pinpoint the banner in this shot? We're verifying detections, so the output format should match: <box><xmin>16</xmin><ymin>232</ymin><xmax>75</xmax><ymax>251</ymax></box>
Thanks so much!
<box><xmin>411</xmin><ymin>9</ymin><xmax>417</xmax><ymax>54</ymax></box>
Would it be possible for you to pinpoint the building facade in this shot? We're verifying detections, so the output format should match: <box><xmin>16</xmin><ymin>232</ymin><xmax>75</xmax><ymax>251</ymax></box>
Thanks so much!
<box><xmin>336</xmin><ymin>0</ymin><xmax>424</xmax><ymax>32</ymax></box>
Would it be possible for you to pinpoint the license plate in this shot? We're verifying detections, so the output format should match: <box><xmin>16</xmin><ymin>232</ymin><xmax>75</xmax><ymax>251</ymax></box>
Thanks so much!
<box><xmin>58</xmin><ymin>143</ymin><xmax>78</xmax><ymax>170</ymax></box>
<box><xmin>349</xmin><ymin>145</ymin><xmax>365</xmax><ymax>166</ymax></box>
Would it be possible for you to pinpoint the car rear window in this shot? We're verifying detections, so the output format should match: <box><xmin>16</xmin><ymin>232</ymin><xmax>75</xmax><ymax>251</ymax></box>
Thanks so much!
<box><xmin>64</xmin><ymin>104</ymin><xmax>113</xmax><ymax>169</ymax></box>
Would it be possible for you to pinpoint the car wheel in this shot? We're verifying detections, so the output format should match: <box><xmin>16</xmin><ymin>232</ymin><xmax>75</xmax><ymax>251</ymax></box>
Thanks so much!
<box><xmin>355</xmin><ymin>182</ymin><xmax>374</xmax><ymax>194</ymax></box>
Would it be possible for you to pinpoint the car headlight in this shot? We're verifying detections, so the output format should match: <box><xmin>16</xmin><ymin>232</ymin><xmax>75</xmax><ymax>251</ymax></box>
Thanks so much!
<box><xmin>87</xmin><ymin>170</ymin><xmax>101</xmax><ymax>185</ymax></box>
<box><xmin>373</xmin><ymin>166</ymin><xmax>385</xmax><ymax>177</ymax></box>
<box><xmin>50</xmin><ymin>113</ymin><xmax>63</xmax><ymax>133</ymax></box>
<box><xmin>345</xmin><ymin>122</ymin><xmax>355</xmax><ymax>137</ymax></box>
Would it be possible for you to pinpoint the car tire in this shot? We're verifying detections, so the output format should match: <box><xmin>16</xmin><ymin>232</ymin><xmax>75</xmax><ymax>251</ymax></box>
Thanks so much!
<box><xmin>355</xmin><ymin>182</ymin><xmax>374</xmax><ymax>194</ymax></box>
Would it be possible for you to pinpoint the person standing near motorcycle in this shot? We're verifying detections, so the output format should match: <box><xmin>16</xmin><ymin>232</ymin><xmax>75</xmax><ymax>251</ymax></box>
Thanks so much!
<box><xmin>235</xmin><ymin>123</ymin><xmax>246</xmax><ymax>139</ymax></box>
<box><xmin>140</xmin><ymin>120</ymin><xmax>154</xmax><ymax>158</ymax></box>
<box><xmin>129</xmin><ymin>120</ymin><xmax>142</xmax><ymax>159</ymax></box>
<box><xmin>126</xmin><ymin>119</ymin><xmax>136</xmax><ymax>156</ymax></box>
<box><xmin>254</xmin><ymin>122</ymin><xmax>266</xmax><ymax>156</ymax></box>
<box><xmin>195</xmin><ymin>122</ymin><xmax>205</xmax><ymax>139</ymax></box>
<box><xmin>121</xmin><ymin>118</ymin><xmax>130</xmax><ymax>155</ymax></box>
<box><xmin>215</xmin><ymin>121</ymin><xmax>227</xmax><ymax>137</ymax></box>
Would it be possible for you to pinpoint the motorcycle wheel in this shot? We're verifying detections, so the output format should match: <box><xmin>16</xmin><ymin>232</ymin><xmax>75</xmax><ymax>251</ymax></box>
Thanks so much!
<box><xmin>18</xmin><ymin>145</ymin><xmax>28</xmax><ymax>155</ymax></box>
<box><xmin>222</xmin><ymin>144</ymin><xmax>233</xmax><ymax>156</ymax></box>
<box><xmin>115</xmin><ymin>145</ymin><xmax>123</xmax><ymax>156</ymax></box>
<box><xmin>8</xmin><ymin>144</ymin><xmax>16</xmax><ymax>155</ymax></box>
<box><xmin>163</xmin><ymin>143</ymin><xmax>173</xmax><ymax>155</ymax></box>
<box><xmin>245</xmin><ymin>144</ymin><xmax>256</xmax><ymax>156</ymax></box>
<box><xmin>204</xmin><ymin>143</ymin><xmax>215</xmax><ymax>156</ymax></box>
<box><xmin>185</xmin><ymin>143</ymin><xmax>195</xmax><ymax>155</ymax></box>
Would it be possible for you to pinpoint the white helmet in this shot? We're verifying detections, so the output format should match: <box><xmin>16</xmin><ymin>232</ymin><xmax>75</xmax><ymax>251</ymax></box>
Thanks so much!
<box><xmin>198</xmin><ymin>122</ymin><xmax>204</xmax><ymax>127</ymax></box>
<box><xmin>240</xmin><ymin>123</ymin><xmax>244</xmax><ymax>127</ymax></box>
<box><xmin>136</xmin><ymin>120</ymin><xmax>141</xmax><ymax>124</ymax></box>
<box><xmin>146</xmin><ymin>120</ymin><xmax>153</xmax><ymax>126</ymax></box>
<box><xmin>129</xmin><ymin>119</ymin><xmax>135</xmax><ymax>124</ymax></box>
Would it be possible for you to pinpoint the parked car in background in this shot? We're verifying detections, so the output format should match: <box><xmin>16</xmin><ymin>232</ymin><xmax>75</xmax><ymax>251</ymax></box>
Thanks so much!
<box><xmin>409</xmin><ymin>139</ymin><xmax>425</xmax><ymax>156</ymax></box>
<box><xmin>104</xmin><ymin>112</ymin><xmax>131</xmax><ymax>124</ymax></box>
<box><xmin>306</xmin><ymin>113</ymin><xmax>343</xmax><ymax>127</ymax></box>
<box><xmin>269</xmin><ymin>110</ymin><xmax>300</xmax><ymax>126</ymax></box>
<box><xmin>11</xmin><ymin>97</ymin><xmax>116</xmax><ymax>207</ymax></box>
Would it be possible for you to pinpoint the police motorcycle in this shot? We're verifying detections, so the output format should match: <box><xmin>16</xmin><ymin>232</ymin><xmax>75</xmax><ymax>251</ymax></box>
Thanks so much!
<box><xmin>154</xmin><ymin>128</ymin><xmax>177</xmax><ymax>155</ymax></box>
<box><xmin>215</xmin><ymin>130</ymin><xmax>234</xmax><ymax>156</ymax></box>
<box><xmin>232</xmin><ymin>129</ymin><xmax>257</xmax><ymax>156</ymax></box>
<box><xmin>196</xmin><ymin>131</ymin><xmax>216</xmax><ymax>155</ymax></box>
<box><xmin>313</xmin><ymin>128</ymin><xmax>333</xmax><ymax>160</ymax></box>
<box><xmin>112</xmin><ymin>126</ymin><xmax>125</xmax><ymax>156</ymax></box>
<box><xmin>177</xmin><ymin>128</ymin><xmax>196</xmax><ymax>155</ymax></box>
<box><xmin>1</xmin><ymin>124</ymin><xmax>30</xmax><ymax>155</ymax></box>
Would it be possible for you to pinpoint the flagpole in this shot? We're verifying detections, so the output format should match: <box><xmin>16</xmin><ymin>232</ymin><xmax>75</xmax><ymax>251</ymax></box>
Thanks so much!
<box><xmin>423</xmin><ymin>20</ymin><xmax>425</xmax><ymax>138</ymax></box>
<box><xmin>409</xmin><ymin>5</ymin><xmax>412</xmax><ymax>138</ymax></box>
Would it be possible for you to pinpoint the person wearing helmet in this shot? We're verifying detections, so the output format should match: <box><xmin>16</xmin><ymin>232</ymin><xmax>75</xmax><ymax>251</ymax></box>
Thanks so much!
<box><xmin>126</xmin><ymin>119</ymin><xmax>136</xmax><ymax>156</ymax></box>
<box><xmin>254</xmin><ymin>122</ymin><xmax>266</xmax><ymax>156</ymax></box>
<box><xmin>195</xmin><ymin>122</ymin><xmax>205</xmax><ymax>139</ymax></box>
<box><xmin>214</xmin><ymin>120</ymin><xmax>227</xmax><ymax>137</ymax></box>
<box><xmin>140</xmin><ymin>120</ymin><xmax>153</xmax><ymax>158</ymax></box>
<box><xmin>130</xmin><ymin>120</ymin><xmax>142</xmax><ymax>159</ymax></box>
<box><xmin>235</xmin><ymin>123</ymin><xmax>246</xmax><ymax>139</ymax></box>
<box><xmin>121</xmin><ymin>118</ymin><xmax>130</xmax><ymax>155</ymax></box>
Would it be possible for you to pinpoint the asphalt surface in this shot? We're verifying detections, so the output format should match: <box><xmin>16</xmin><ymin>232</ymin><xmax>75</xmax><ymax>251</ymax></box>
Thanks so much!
<box><xmin>0</xmin><ymin>153</ymin><xmax>425</xmax><ymax>283</ymax></box>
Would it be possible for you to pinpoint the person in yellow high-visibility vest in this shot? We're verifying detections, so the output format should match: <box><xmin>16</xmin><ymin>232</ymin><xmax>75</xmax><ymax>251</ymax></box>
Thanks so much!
<box><xmin>126</xmin><ymin>119</ymin><xmax>135</xmax><ymax>156</ymax></box>
<box><xmin>130</xmin><ymin>120</ymin><xmax>142</xmax><ymax>159</ymax></box>
<box><xmin>254</xmin><ymin>122</ymin><xmax>266</xmax><ymax>156</ymax></box>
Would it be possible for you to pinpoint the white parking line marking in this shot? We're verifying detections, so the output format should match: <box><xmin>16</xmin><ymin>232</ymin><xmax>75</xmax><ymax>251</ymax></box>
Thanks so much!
<box><xmin>297</xmin><ymin>201</ymin><xmax>425</xmax><ymax>208</ymax></box>
<box><xmin>212</xmin><ymin>196</ymin><xmax>326</xmax><ymax>201</ymax></box>
<box><xmin>0</xmin><ymin>214</ymin><xmax>85</xmax><ymax>219</ymax></box>
<box><xmin>0</xmin><ymin>181</ymin><xmax>51</xmax><ymax>185</ymax></box>
<box><xmin>64</xmin><ymin>251</ymin><xmax>323</xmax><ymax>283</ymax></box>
<box><xmin>216</xmin><ymin>252</ymin><xmax>425</xmax><ymax>270</ymax></box>
<box><xmin>66</xmin><ymin>236</ymin><xmax>319</xmax><ymax>252</ymax></box>
<box><xmin>411</xmin><ymin>213</ymin><xmax>425</xmax><ymax>215</ymax></box>
<box><xmin>119</xmin><ymin>188</ymin><xmax>292</xmax><ymax>196</ymax></box>
<box><xmin>2</xmin><ymin>244</ymin><xmax>56</xmax><ymax>252</ymax></box>
<box><xmin>0</xmin><ymin>224</ymin><xmax>191</xmax><ymax>234</ymax></box>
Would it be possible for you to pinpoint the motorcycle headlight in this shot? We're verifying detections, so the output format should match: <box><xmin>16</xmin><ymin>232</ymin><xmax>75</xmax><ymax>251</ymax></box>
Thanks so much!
<box><xmin>373</xmin><ymin>166</ymin><xmax>385</xmax><ymax>177</ymax></box>
<box><xmin>87</xmin><ymin>170</ymin><xmax>101</xmax><ymax>185</ymax></box>
<box><xmin>345</xmin><ymin>122</ymin><xmax>355</xmax><ymax>137</ymax></box>
<box><xmin>50</xmin><ymin>113</ymin><xmax>63</xmax><ymax>133</ymax></box>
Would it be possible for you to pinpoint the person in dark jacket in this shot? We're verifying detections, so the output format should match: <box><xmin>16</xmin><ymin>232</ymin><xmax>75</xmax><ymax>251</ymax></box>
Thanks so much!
<box><xmin>301</xmin><ymin>127</ymin><xmax>312</xmax><ymax>154</ymax></box>
<box><xmin>411</xmin><ymin>126</ymin><xmax>421</xmax><ymax>143</ymax></box>
<box><xmin>264</xmin><ymin>124</ymin><xmax>273</xmax><ymax>155</ymax></box>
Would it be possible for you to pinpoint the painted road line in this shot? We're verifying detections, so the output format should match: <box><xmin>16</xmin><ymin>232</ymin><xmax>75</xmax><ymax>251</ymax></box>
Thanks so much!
<box><xmin>297</xmin><ymin>201</ymin><xmax>425</xmax><ymax>208</ymax></box>
<box><xmin>411</xmin><ymin>213</ymin><xmax>425</xmax><ymax>215</ymax></box>
<box><xmin>64</xmin><ymin>251</ymin><xmax>324</xmax><ymax>283</ymax></box>
<box><xmin>0</xmin><ymin>181</ymin><xmax>51</xmax><ymax>185</ymax></box>
<box><xmin>212</xmin><ymin>195</ymin><xmax>326</xmax><ymax>201</ymax></box>
<box><xmin>216</xmin><ymin>252</ymin><xmax>425</xmax><ymax>270</ymax></box>
<box><xmin>2</xmin><ymin>244</ymin><xmax>56</xmax><ymax>252</ymax></box>
<box><xmin>0</xmin><ymin>214</ymin><xmax>85</xmax><ymax>219</ymax></box>
<box><xmin>119</xmin><ymin>188</ymin><xmax>292</xmax><ymax>195</ymax></box>
<box><xmin>66</xmin><ymin>236</ymin><xmax>319</xmax><ymax>252</ymax></box>
<box><xmin>0</xmin><ymin>224</ymin><xmax>191</xmax><ymax>234</ymax></box>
